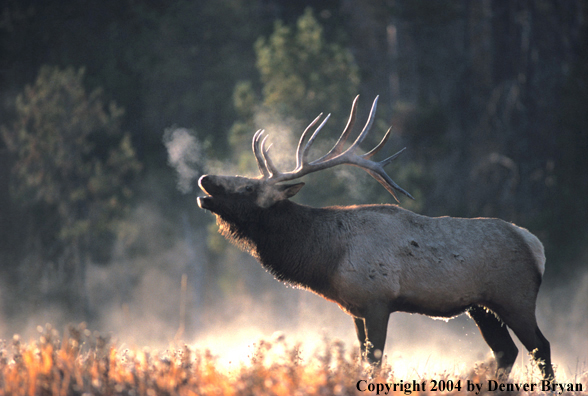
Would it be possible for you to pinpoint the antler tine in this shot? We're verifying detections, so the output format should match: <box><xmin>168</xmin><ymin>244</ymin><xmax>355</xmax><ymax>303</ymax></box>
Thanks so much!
<box><xmin>379</xmin><ymin>146</ymin><xmax>406</xmax><ymax>167</ymax></box>
<box><xmin>252</xmin><ymin>130</ymin><xmax>270</xmax><ymax>178</ymax></box>
<box><xmin>340</xmin><ymin>95</ymin><xmax>379</xmax><ymax>157</ymax></box>
<box><xmin>364</xmin><ymin>168</ymin><xmax>400</xmax><ymax>202</ymax></box>
<box><xmin>261</xmin><ymin>137</ymin><xmax>281</xmax><ymax>177</ymax></box>
<box><xmin>308</xmin><ymin>95</ymin><xmax>378</xmax><ymax>168</ymax></box>
<box><xmin>363</xmin><ymin>127</ymin><xmax>392</xmax><ymax>160</ymax></box>
<box><xmin>361</xmin><ymin>148</ymin><xmax>415</xmax><ymax>201</ymax></box>
<box><xmin>295</xmin><ymin>113</ymin><xmax>324</xmax><ymax>170</ymax></box>
<box><xmin>256</xmin><ymin>96</ymin><xmax>413</xmax><ymax>202</ymax></box>
<box><xmin>301</xmin><ymin>113</ymin><xmax>331</xmax><ymax>167</ymax></box>
<box><xmin>315</xmin><ymin>95</ymin><xmax>359</xmax><ymax>162</ymax></box>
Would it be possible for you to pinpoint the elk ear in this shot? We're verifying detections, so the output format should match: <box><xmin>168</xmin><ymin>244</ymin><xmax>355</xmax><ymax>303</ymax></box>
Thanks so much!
<box><xmin>279</xmin><ymin>182</ymin><xmax>305</xmax><ymax>199</ymax></box>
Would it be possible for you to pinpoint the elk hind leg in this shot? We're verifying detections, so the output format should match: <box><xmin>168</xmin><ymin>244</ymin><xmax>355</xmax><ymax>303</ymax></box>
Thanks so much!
<box><xmin>528</xmin><ymin>326</ymin><xmax>554</xmax><ymax>381</ymax></box>
<box><xmin>506</xmin><ymin>318</ymin><xmax>554</xmax><ymax>380</ymax></box>
<box><xmin>468</xmin><ymin>305</ymin><xmax>518</xmax><ymax>379</ymax></box>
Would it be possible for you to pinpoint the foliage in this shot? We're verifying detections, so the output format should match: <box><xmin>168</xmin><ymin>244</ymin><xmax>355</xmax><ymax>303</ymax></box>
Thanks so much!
<box><xmin>227</xmin><ymin>8</ymin><xmax>402</xmax><ymax>212</ymax></box>
<box><xmin>0</xmin><ymin>0</ymin><xmax>587</xmax><ymax>328</ymax></box>
<box><xmin>229</xmin><ymin>8</ymin><xmax>360</xmax><ymax>175</ymax></box>
<box><xmin>255</xmin><ymin>8</ymin><xmax>360</xmax><ymax>120</ymax></box>
<box><xmin>137</xmin><ymin>0</ymin><xmax>264</xmax><ymax>158</ymax></box>
<box><xmin>1</xmin><ymin>325</ymin><xmax>585</xmax><ymax>396</ymax></box>
<box><xmin>2</xmin><ymin>66</ymin><xmax>142</xmax><ymax>253</ymax></box>
<box><xmin>541</xmin><ymin>35</ymin><xmax>588</xmax><ymax>269</ymax></box>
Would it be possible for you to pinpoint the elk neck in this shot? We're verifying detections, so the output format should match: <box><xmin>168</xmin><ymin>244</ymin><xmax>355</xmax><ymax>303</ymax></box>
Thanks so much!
<box><xmin>216</xmin><ymin>199</ymin><xmax>344</xmax><ymax>295</ymax></box>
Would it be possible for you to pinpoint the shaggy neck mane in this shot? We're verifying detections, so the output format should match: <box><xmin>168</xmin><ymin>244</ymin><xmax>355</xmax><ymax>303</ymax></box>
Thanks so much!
<box><xmin>216</xmin><ymin>200</ymin><xmax>342</xmax><ymax>294</ymax></box>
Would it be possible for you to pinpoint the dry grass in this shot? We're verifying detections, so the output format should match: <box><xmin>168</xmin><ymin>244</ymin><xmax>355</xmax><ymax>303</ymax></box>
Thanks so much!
<box><xmin>1</xmin><ymin>323</ymin><xmax>586</xmax><ymax>396</ymax></box>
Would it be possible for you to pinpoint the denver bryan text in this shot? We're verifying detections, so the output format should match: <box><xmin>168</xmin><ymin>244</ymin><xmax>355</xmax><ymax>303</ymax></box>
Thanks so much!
<box><xmin>357</xmin><ymin>379</ymin><xmax>583</xmax><ymax>395</ymax></box>
<box><xmin>474</xmin><ymin>379</ymin><xmax>583</xmax><ymax>395</ymax></box>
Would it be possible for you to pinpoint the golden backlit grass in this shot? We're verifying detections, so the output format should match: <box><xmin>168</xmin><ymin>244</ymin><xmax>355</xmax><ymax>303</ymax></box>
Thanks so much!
<box><xmin>0</xmin><ymin>323</ymin><xmax>586</xmax><ymax>396</ymax></box>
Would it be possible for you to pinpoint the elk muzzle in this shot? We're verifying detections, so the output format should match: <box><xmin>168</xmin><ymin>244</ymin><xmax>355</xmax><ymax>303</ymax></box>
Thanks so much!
<box><xmin>197</xmin><ymin>175</ymin><xmax>220</xmax><ymax>210</ymax></box>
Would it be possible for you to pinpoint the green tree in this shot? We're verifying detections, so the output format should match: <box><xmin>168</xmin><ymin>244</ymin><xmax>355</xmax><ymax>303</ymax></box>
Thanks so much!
<box><xmin>256</xmin><ymin>7</ymin><xmax>360</xmax><ymax>119</ymax></box>
<box><xmin>229</xmin><ymin>8</ymin><xmax>362</xmax><ymax>203</ymax></box>
<box><xmin>228</xmin><ymin>8</ymin><xmax>423</xmax><ymax>210</ymax></box>
<box><xmin>213</xmin><ymin>8</ymin><xmax>422</xmax><ymax>317</ymax></box>
<box><xmin>1</xmin><ymin>66</ymin><xmax>142</xmax><ymax>316</ymax></box>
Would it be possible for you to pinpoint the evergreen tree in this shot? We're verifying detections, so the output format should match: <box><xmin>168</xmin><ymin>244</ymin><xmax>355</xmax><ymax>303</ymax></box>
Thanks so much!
<box><xmin>1</xmin><ymin>66</ymin><xmax>142</xmax><ymax>316</ymax></box>
<box><xmin>229</xmin><ymin>8</ymin><xmax>362</xmax><ymax>204</ymax></box>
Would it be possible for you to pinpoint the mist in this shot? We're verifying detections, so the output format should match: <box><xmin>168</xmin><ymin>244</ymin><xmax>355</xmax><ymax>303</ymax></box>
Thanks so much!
<box><xmin>1</xmin><ymin>211</ymin><xmax>585</xmax><ymax>382</ymax></box>
<box><xmin>2</xmin><ymin>111</ymin><xmax>585</xmax><ymax>385</ymax></box>
<box><xmin>2</xmin><ymin>3</ymin><xmax>587</xmax><ymax>392</ymax></box>
<box><xmin>163</xmin><ymin>127</ymin><xmax>204</xmax><ymax>193</ymax></box>
<box><xmin>101</xmin><ymin>118</ymin><xmax>588</xmax><ymax>380</ymax></box>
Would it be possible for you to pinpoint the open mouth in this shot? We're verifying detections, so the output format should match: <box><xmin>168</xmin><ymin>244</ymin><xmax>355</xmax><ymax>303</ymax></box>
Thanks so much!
<box><xmin>197</xmin><ymin>175</ymin><xmax>226</xmax><ymax>212</ymax></box>
<box><xmin>197</xmin><ymin>176</ymin><xmax>215</xmax><ymax>210</ymax></box>
<box><xmin>197</xmin><ymin>195</ymin><xmax>213</xmax><ymax>209</ymax></box>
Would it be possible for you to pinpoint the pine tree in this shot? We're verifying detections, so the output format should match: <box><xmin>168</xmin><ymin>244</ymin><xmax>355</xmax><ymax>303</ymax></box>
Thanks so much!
<box><xmin>2</xmin><ymin>66</ymin><xmax>142</xmax><ymax>316</ymax></box>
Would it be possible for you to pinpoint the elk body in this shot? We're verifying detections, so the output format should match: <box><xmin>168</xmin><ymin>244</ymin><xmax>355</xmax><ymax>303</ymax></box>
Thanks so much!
<box><xmin>197</xmin><ymin>96</ymin><xmax>554</xmax><ymax>380</ymax></box>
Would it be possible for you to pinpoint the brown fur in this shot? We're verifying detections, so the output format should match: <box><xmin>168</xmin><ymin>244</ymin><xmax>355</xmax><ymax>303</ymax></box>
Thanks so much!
<box><xmin>197</xmin><ymin>173</ymin><xmax>554</xmax><ymax>380</ymax></box>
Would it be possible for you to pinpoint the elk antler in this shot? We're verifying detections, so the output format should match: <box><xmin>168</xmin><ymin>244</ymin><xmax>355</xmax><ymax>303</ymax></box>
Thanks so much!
<box><xmin>252</xmin><ymin>96</ymin><xmax>414</xmax><ymax>202</ymax></box>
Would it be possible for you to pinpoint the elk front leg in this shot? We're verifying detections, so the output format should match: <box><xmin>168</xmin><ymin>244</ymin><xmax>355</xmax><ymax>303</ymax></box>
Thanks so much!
<box><xmin>354</xmin><ymin>317</ymin><xmax>368</xmax><ymax>359</ymax></box>
<box><xmin>355</xmin><ymin>303</ymin><xmax>390</xmax><ymax>366</ymax></box>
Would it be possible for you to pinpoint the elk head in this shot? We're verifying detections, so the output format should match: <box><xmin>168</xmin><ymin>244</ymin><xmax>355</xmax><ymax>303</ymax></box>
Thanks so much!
<box><xmin>197</xmin><ymin>96</ymin><xmax>413</xmax><ymax>219</ymax></box>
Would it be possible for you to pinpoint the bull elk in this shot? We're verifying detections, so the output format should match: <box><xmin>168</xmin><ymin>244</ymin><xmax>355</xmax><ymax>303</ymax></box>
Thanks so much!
<box><xmin>197</xmin><ymin>96</ymin><xmax>554</xmax><ymax>380</ymax></box>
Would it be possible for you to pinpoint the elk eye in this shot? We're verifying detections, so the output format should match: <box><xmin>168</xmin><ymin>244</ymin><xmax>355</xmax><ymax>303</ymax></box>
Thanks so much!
<box><xmin>245</xmin><ymin>185</ymin><xmax>253</xmax><ymax>193</ymax></box>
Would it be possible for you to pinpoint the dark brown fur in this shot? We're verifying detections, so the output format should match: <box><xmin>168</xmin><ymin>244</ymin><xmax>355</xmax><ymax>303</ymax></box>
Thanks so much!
<box><xmin>217</xmin><ymin>200</ymin><xmax>343</xmax><ymax>293</ymax></box>
<box><xmin>197</xmin><ymin>174</ymin><xmax>554</xmax><ymax>380</ymax></box>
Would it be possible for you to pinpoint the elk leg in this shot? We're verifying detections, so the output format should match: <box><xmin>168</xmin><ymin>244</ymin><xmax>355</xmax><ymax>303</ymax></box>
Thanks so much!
<box><xmin>359</xmin><ymin>303</ymin><xmax>390</xmax><ymax>366</ymax></box>
<box><xmin>492</xmin><ymin>305</ymin><xmax>555</xmax><ymax>381</ymax></box>
<box><xmin>509</xmin><ymin>322</ymin><xmax>554</xmax><ymax>380</ymax></box>
<box><xmin>354</xmin><ymin>317</ymin><xmax>368</xmax><ymax>359</ymax></box>
<box><xmin>468</xmin><ymin>305</ymin><xmax>519</xmax><ymax>379</ymax></box>
<box><xmin>528</xmin><ymin>326</ymin><xmax>554</xmax><ymax>381</ymax></box>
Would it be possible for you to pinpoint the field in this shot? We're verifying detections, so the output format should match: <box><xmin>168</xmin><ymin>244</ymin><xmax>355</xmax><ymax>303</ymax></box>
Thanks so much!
<box><xmin>1</xmin><ymin>323</ymin><xmax>586</xmax><ymax>396</ymax></box>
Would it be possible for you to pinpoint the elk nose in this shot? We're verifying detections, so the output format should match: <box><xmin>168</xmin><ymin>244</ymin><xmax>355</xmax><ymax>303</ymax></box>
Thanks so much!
<box><xmin>198</xmin><ymin>175</ymin><xmax>211</xmax><ymax>193</ymax></box>
<box><xmin>198</xmin><ymin>175</ymin><xmax>208</xmax><ymax>189</ymax></box>
<box><xmin>198</xmin><ymin>175</ymin><xmax>223</xmax><ymax>195</ymax></box>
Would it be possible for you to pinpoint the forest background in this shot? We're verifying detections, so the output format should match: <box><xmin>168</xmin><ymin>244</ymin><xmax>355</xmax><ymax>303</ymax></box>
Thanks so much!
<box><xmin>0</xmin><ymin>0</ymin><xmax>587</xmax><ymax>375</ymax></box>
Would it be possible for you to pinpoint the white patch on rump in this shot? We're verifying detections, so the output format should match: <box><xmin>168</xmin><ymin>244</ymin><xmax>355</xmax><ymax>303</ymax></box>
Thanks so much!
<box><xmin>513</xmin><ymin>225</ymin><xmax>546</xmax><ymax>276</ymax></box>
